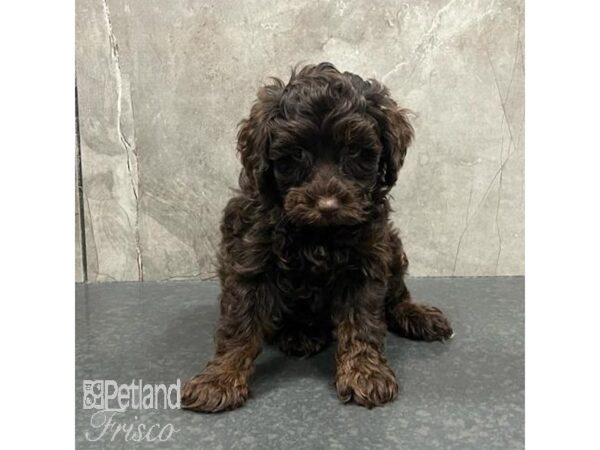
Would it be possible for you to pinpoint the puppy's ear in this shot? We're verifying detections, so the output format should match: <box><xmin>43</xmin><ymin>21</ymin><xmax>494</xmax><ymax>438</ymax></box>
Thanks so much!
<box><xmin>363</xmin><ymin>80</ymin><xmax>414</xmax><ymax>192</ymax></box>
<box><xmin>237</xmin><ymin>79</ymin><xmax>284</xmax><ymax>199</ymax></box>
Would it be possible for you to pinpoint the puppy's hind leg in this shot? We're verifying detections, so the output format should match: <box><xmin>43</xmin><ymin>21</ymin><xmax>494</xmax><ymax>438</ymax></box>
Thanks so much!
<box><xmin>386</xmin><ymin>297</ymin><xmax>454</xmax><ymax>342</ymax></box>
<box><xmin>384</xmin><ymin>237</ymin><xmax>453</xmax><ymax>341</ymax></box>
<box><xmin>385</xmin><ymin>281</ymin><xmax>454</xmax><ymax>341</ymax></box>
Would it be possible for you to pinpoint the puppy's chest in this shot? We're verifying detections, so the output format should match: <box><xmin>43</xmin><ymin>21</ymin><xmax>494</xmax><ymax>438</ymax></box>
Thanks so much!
<box><xmin>270</xmin><ymin>240</ymin><xmax>350</xmax><ymax>311</ymax></box>
<box><xmin>274</xmin><ymin>233</ymin><xmax>364</xmax><ymax>283</ymax></box>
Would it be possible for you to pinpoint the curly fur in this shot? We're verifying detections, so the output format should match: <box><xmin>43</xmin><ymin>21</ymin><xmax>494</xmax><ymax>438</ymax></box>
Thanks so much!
<box><xmin>181</xmin><ymin>62</ymin><xmax>453</xmax><ymax>412</ymax></box>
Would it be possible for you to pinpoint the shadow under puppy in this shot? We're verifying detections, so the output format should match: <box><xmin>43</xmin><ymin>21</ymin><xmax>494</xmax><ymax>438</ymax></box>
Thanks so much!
<box><xmin>182</xmin><ymin>62</ymin><xmax>453</xmax><ymax>412</ymax></box>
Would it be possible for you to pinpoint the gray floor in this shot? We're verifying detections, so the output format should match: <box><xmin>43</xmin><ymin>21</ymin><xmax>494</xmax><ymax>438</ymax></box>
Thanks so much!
<box><xmin>76</xmin><ymin>277</ymin><xmax>524</xmax><ymax>450</ymax></box>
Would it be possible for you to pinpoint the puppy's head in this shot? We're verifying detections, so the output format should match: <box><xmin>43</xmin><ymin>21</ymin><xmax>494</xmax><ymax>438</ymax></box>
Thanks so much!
<box><xmin>237</xmin><ymin>62</ymin><xmax>413</xmax><ymax>227</ymax></box>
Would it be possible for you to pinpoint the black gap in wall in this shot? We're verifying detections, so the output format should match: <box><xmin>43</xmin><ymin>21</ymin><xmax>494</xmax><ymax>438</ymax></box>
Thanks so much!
<box><xmin>75</xmin><ymin>80</ymin><xmax>88</xmax><ymax>282</ymax></box>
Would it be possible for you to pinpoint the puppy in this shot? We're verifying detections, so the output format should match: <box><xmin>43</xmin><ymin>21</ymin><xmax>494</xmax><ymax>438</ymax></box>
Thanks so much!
<box><xmin>182</xmin><ymin>62</ymin><xmax>453</xmax><ymax>412</ymax></box>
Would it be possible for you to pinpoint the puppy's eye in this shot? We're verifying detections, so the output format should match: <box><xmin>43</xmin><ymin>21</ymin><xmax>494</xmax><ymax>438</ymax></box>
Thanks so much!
<box><xmin>273</xmin><ymin>147</ymin><xmax>312</xmax><ymax>183</ymax></box>
<box><xmin>345</xmin><ymin>145</ymin><xmax>365</xmax><ymax>159</ymax></box>
<box><xmin>291</xmin><ymin>147</ymin><xmax>309</xmax><ymax>162</ymax></box>
<box><xmin>274</xmin><ymin>157</ymin><xmax>295</xmax><ymax>174</ymax></box>
<box><xmin>342</xmin><ymin>145</ymin><xmax>379</xmax><ymax>180</ymax></box>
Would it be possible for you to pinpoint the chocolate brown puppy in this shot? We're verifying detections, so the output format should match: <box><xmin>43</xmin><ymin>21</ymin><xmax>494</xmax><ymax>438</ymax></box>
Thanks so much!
<box><xmin>182</xmin><ymin>62</ymin><xmax>453</xmax><ymax>412</ymax></box>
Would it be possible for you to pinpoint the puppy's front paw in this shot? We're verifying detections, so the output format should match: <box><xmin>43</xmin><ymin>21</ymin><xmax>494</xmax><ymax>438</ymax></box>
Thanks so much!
<box><xmin>181</xmin><ymin>370</ymin><xmax>249</xmax><ymax>413</ymax></box>
<box><xmin>335</xmin><ymin>359</ymin><xmax>399</xmax><ymax>408</ymax></box>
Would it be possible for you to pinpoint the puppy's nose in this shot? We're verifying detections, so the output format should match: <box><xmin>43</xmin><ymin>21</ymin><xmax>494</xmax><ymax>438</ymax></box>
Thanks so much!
<box><xmin>317</xmin><ymin>197</ymin><xmax>339</xmax><ymax>212</ymax></box>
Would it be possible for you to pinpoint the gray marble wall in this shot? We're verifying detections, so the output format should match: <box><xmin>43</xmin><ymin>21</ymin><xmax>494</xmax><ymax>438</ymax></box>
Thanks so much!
<box><xmin>75</xmin><ymin>0</ymin><xmax>524</xmax><ymax>282</ymax></box>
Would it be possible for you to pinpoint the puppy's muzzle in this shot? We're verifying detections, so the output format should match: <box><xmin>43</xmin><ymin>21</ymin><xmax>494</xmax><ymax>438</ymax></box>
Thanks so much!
<box><xmin>283</xmin><ymin>177</ymin><xmax>366</xmax><ymax>226</ymax></box>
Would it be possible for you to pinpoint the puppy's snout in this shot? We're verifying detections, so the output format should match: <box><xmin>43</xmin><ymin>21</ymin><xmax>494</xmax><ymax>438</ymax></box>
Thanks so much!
<box><xmin>317</xmin><ymin>197</ymin><xmax>339</xmax><ymax>212</ymax></box>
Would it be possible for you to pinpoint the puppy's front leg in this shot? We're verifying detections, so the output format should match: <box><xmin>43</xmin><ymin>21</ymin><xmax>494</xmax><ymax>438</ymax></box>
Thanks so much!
<box><xmin>182</xmin><ymin>281</ymin><xmax>267</xmax><ymax>412</ymax></box>
<box><xmin>334</xmin><ymin>282</ymin><xmax>399</xmax><ymax>408</ymax></box>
